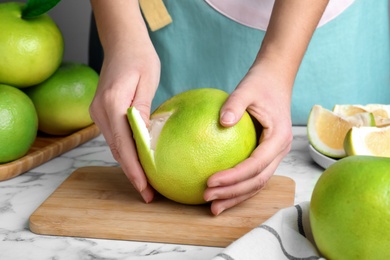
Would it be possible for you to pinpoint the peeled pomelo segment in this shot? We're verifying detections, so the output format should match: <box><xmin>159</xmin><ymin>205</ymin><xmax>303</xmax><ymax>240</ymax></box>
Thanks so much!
<box><xmin>307</xmin><ymin>105</ymin><xmax>375</xmax><ymax>159</ymax></box>
<box><xmin>333</xmin><ymin>104</ymin><xmax>390</xmax><ymax>125</ymax></box>
<box><xmin>363</xmin><ymin>104</ymin><xmax>390</xmax><ymax>118</ymax></box>
<box><xmin>332</xmin><ymin>104</ymin><xmax>367</xmax><ymax>116</ymax></box>
<box><xmin>127</xmin><ymin>106</ymin><xmax>157</xmax><ymax>175</ymax></box>
<box><xmin>376</xmin><ymin>117</ymin><xmax>390</xmax><ymax>128</ymax></box>
<box><xmin>344</xmin><ymin>126</ymin><xmax>390</xmax><ymax>157</ymax></box>
<box><xmin>333</xmin><ymin>104</ymin><xmax>390</xmax><ymax>117</ymax></box>
<box><xmin>344</xmin><ymin>113</ymin><xmax>376</xmax><ymax>126</ymax></box>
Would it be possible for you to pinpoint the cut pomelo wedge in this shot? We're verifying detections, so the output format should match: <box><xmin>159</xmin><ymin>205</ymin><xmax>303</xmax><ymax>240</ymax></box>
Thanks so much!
<box><xmin>333</xmin><ymin>104</ymin><xmax>390</xmax><ymax>127</ymax></box>
<box><xmin>361</xmin><ymin>104</ymin><xmax>390</xmax><ymax>118</ymax></box>
<box><xmin>332</xmin><ymin>104</ymin><xmax>367</xmax><ymax>116</ymax></box>
<box><xmin>307</xmin><ymin>105</ymin><xmax>376</xmax><ymax>158</ymax></box>
<box><xmin>344</xmin><ymin>126</ymin><xmax>390</xmax><ymax>157</ymax></box>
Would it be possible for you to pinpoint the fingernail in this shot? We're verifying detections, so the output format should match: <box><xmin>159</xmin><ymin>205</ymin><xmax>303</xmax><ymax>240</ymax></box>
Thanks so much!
<box><xmin>206</xmin><ymin>194</ymin><xmax>217</xmax><ymax>202</ymax></box>
<box><xmin>215</xmin><ymin>207</ymin><xmax>225</xmax><ymax>216</ymax></box>
<box><xmin>221</xmin><ymin>111</ymin><xmax>235</xmax><ymax>125</ymax></box>
<box><xmin>132</xmin><ymin>180</ymin><xmax>144</xmax><ymax>193</ymax></box>
<box><xmin>141</xmin><ymin>190</ymin><xmax>153</xmax><ymax>203</ymax></box>
<box><xmin>208</xmin><ymin>180</ymin><xmax>220</xmax><ymax>188</ymax></box>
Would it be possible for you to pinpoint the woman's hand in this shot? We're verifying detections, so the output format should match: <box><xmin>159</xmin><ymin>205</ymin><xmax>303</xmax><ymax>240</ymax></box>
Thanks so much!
<box><xmin>89</xmin><ymin>43</ymin><xmax>160</xmax><ymax>203</ymax></box>
<box><xmin>204</xmin><ymin>0</ymin><xmax>329</xmax><ymax>215</ymax></box>
<box><xmin>89</xmin><ymin>0</ymin><xmax>160</xmax><ymax>203</ymax></box>
<box><xmin>204</xmin><ymin>61</ymin><xmax>293</xmax><ymax>216</ymax></box>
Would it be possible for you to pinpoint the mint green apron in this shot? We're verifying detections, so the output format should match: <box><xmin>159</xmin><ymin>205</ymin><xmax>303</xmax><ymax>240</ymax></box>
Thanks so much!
<box><xmin>89</xmin><ymin>0</ymin><xmax>390</xmax><ymax>125</ymax></box>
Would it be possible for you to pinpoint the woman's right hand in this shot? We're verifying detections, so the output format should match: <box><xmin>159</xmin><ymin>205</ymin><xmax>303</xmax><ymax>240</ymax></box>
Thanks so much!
<box><xmin>89</xmin><ymin>0</ymin><xmax>160</xmax><ymax>203</ymax></box>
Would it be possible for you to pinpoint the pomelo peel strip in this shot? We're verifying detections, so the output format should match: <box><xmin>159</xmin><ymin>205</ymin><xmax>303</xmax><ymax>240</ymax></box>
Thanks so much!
<box><xmin>127</xmin><ymin>107</ymin><xmax>157</xmax><ymax>174</ymax></box>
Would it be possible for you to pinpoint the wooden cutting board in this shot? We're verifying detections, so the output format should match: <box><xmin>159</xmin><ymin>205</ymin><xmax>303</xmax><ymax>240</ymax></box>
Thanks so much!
<box><xmin>29</xmin><ymin>166</ymin><xmax>295</xmax><ymax>247</ymax></box>
<box><xmin>0</xmin><ymin>124</ymin><xmax>100</xmax><ymax>181</ymax></box>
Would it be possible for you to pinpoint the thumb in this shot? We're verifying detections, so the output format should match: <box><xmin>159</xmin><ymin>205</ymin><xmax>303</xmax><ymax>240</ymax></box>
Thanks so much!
<box><xmin>220</xmin><ymin>91</ymin><xmax>249</xmax><ymax>127</ymax></box>
<box><xmin>131</xmin><ymin>98</ymin><xmax>152</xmax><ymax>128</ymax></box>
<box><xmin>131</xmin><ymin>78</ymin><xmax>159</xmax><ymax>128</ymax></box>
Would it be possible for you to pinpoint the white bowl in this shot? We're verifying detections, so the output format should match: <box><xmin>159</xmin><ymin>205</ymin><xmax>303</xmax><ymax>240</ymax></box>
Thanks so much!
<box><xmin>308</xmin><ymin>145</ymin><xmax>337</xmax><ymax>169</ymax></box>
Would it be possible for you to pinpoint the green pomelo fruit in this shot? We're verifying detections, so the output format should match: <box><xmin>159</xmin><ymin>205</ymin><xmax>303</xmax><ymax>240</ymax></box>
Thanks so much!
<box><xmin>0</xmin><ymin>2</ymin><xmax>64</xmax><ymax>88</ymax></box>
<box><xmin>25</xmin><ymin>62</ymin><xmax>99</xmax><ymax>135</ymax></box>
<box><xmin>310</xmin><ymin>155</ymin><xmax>390</xmax><ymax>259</ymax></box>
<box><xmin>128</xmin><ymin>88</ymin><xmax>257</xmax><ymax>205</ymax></box>
<box><xmin>0</xmin><ymin>84</ymin><xmax>38</xmax><ymax>163</ymax></box>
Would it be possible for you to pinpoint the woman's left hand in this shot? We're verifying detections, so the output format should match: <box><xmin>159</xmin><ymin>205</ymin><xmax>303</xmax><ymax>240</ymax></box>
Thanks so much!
<box><xmin>204</xmin><ymin>0</ymin><xmax>329</xmax><ymax>215</ymax></box>
<box><xmin>204</xmin><ymin>61</ymin><xmax>293</xmax><ymax>216</ymax></box>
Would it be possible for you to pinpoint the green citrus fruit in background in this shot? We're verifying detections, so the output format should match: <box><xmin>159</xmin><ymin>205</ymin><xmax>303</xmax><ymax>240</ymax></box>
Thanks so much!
<box><xmin>128</xmin><ymin>88</ymin><xmax>258</xmax><ymax>205</ymax></box>
<box><xmin>0</xmin><ymin>2</ymin><xmax>63</xmax><ymax>88</ymax></box>
<box><xmin>310</xmin><ymin>156</ymin><xmax>390</xmax><ymax>260</ymax></box>
<box><xmin>0</xmin><ymin>84</ymin><xmax>38</xmax><ymax>163</ymax></box>
<box><xmin>24</xmin><ymin>62</ymin><xmax>99</xmax><ymax>136</ymax></box>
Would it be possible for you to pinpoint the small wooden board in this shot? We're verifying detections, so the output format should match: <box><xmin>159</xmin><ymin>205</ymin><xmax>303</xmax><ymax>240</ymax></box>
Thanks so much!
<box><xmin>0</xmin><ymin>124</ymin><xmax>100</xmax><ymax>181</ymax></box>
<box><xmin>29</xmin><ymin>166</ymin><xmax>295</xmax><ymax>247</ymax></box>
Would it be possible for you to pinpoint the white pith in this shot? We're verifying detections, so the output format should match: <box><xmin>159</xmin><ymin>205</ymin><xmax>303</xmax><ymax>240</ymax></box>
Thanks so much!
<box><xmin>349</xmin><ymin>126</ymin><xmax>373</xmax><ymax>155</ymax></box>
<box><xmin>149</xmin><ymin>112</ymin><xmax>172</xmax><ymax>151</ymax></box>
<box><xmin>132</xmin><ymin>107</ymin><xmax>171</xmax><ymax>155</ymax></box>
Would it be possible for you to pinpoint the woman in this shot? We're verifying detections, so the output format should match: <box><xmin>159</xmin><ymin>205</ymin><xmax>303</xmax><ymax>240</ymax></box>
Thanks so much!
<box><xmin>88</xmin><ymin>0</ymin><xmax>389</xmax><ymax>215</ymax></box>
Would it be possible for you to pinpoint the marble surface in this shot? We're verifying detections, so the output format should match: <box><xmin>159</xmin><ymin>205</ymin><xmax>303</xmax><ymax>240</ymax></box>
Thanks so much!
<box><xmin>0</xmin><ymin>127</ymin><xmax>326</xmax><ymax>260</ymax></box>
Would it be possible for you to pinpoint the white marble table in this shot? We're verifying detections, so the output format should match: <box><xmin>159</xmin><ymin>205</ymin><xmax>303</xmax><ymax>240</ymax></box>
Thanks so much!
<box><xmin>0</xmin><ymin>127</ymin><xmax>325</xmax><ymax>260</ymax></box>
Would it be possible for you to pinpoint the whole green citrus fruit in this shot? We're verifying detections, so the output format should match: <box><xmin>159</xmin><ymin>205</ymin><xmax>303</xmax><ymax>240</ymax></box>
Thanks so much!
<box><xmin>24</xmin><ymin>62</ymin><xmax>99</xmax><ymax>136</ymax></box>
<box><xmin>310</xmin><ymin>155</ymin><xmax>390</xmax><ymax>259</ymax></box>
<box><xmin>128</xmin><ymin>88</ymin><xmax>257</xmax><ymax>204</ymax></box>
<box><xmin>0</xmin><ymin>2</ymin><xmax>64</xmax><ymax>88</ymax></box>
<box><xmin>0</xmin><ymin>84</ymin><xmax>38</xmax><ymax>163</ymax></box>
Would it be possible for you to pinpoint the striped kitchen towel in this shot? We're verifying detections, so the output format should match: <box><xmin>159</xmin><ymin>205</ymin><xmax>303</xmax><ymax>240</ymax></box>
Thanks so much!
<box><xmin>212</xmin><ymin>202</ymin><xmax>326</xmax><ymax>260</ymax></box>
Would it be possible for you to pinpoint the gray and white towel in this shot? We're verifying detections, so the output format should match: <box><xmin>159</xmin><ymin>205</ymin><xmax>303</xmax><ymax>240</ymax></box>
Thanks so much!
<box><xmin>212</xmin><ymin>202</ymin><xmax>326</xmax><ymax>260</ymax></box>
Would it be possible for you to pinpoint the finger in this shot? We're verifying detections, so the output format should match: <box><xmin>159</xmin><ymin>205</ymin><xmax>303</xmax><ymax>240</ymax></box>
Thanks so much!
<box><xmin>101</xmin><ymin>105</ymin><xmax>153</xmax><ymax>199</ymax></box>
<box><xmin>111</xmin><ymin>116</ymin><xmax>155</xmax><ymax>203</ymax></box>
<box><xmin>103</xmin><ymin>126</ymin><xmax>154</xmax><ymax>203</ymax></box>
<box><xmin>131</xmin><ymin>70</ymin><xmax>159</xmax><ymax>127</ymax></box>
<box><xmin>210</xmin><ymin>190</ymin><xmax>260</xmax><ymax>216</ymax></box>
<box><xmin>205</xmin><ymin>151</ymin><xmax>285</xmax><ymax>202</ymax></box>
<box><xmin>107</xmin><ymin>98</ymin><xmax>154</xmax><ymax>200</ymax></box>
<box><xmin>91</xmin><ymin>79</ymin><xmax>155</xmax><ymax>203</ymax></box>
<box><xmin>207</xmin><ymin>153</ymin><xmax>284</xmax><ymax>215</ymax></box>
<box><xmin>220</xmin><ymin>88</ymin><xmax>252</xmax><ymax>127</ymax></box>
<box><xmin>207</xmin><ymin>132</ymin><xmax>290</xmax><ymax>188</ymax></box>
